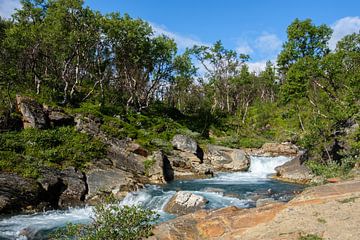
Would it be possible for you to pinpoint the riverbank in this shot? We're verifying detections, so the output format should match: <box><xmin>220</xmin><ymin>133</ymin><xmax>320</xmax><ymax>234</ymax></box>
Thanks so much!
<box><xmin>149</xmin><ymin>177</ymin><xmax>360</xmax><ymax>240</ymax></box>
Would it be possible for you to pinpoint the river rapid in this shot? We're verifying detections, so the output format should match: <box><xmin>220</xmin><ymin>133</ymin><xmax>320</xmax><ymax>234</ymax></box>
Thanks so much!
<box><xmin>0</xmin><ymin>156</ymin><xmax>304</xmax><ymax>240</ymax></box>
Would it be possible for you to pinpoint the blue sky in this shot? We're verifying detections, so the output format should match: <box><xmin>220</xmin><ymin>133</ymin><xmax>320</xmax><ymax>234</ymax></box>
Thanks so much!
<box><xmin>1</xmin><ymin>0</ymin><xmax>360</xmax><ymax>71</ymax></box>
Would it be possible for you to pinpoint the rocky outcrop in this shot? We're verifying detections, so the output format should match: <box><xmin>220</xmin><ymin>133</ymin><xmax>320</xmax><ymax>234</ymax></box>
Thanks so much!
<box><xmin>86</xmin><ymin>167</ymin><xmax>139</xmax><ymax>202</ymax></box>
<box><xmin>146</xmin><ymin>151</ymin><xmax>174</xmax><ymax>184</ymax></box>
<box><xmin>0</xmin><ymin>173</ymin><xmax>42</xmax><ymax>213</ymax></box>
<box><xmin>275</xmin><ymin>151</ymin><xmax>313</xmax><ymax>183</ymax></box>
<box><xmin>247</xmin><ymin>142</ymin><xmax>299</xmax><ymax>157</ymax></box>
<box><xmin>74</xmin><ymin>114</ymin><xmax>102</xmax><ymax>136</ymax></box>
<box><xmin>164</xmin><ymin>191</ymin><xmax>208</xmax><ymax>215</ymax></box>
<box><xmin>37</xmin><ymin>167</ymin><xmax>87</xmax><ymax>208</ymax></box>
<box><xmin>44</xmin><ymin>105</ymin><xmax>73</xmax><ymax>127</ymax></box>
<box><xmin>57</xmin><ymin>168</ymin><xmax>87</xmax><ymax>208</ymax></box>
<box><xmin>149</xmin><ymin>179</ymin><xmax>360</xmax><ymax>240</ymax></box>
<box><xmin>16</xmin><ymin>95</ymin><xmax>48</xmax><ymax>129</ymax></box>
<box><xmin>206</xmin><ymin>145</ymin><xmax>250</xmax><ymax>171</ymax></box>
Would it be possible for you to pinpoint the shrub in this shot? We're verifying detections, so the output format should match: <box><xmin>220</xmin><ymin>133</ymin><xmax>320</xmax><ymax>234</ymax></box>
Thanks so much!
<box><xmin>0</xmin><ymin>126</ymin><xmax>106</xmax><ymax>178</ymax></box>
<box><xmin>51</xmin><ymin>205</ymin><xmax>159</xmax><ymax>240</ymax></box>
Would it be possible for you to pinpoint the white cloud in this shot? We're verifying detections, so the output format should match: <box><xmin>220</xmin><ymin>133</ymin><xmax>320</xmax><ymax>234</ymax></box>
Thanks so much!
<box><xmin>329</xmin><ymin>16</ymin><xmax>360</xmax><ymax>50</ymax></box>
<box><xmin>0</xmin><ymin>0</ymin><xmax>20</xmax><ymax>19</ymax></box>
<box><xmin>255</xmin><ymin>33</ymin><xmax>282</xmax><ymax>54</ymax></box>
<box><xmin>247</xmin><ymin>60</ymin><xmax>270</xmax><ymax>73</ymax></box>
<box><xmin>235</xmin><ymin>41</ymin><xmax>253</xmax><ymax>55</ymax></box>
<box><xmin>150</xmin><ymin>22</ymin><xmax>208</xmax><ymax>50</ymax></box>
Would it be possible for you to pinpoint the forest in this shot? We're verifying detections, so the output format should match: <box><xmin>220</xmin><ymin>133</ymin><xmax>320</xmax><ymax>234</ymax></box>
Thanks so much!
<box><xmin>1</xmin><ymin>0</ymin><xmax>360</xmax><ymax>179</ymax></box>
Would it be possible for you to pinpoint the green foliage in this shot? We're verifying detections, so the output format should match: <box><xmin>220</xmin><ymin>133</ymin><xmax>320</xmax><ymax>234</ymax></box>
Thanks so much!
<box><xmin>143</xmin><ymin>158</ymin><xmax>156</xmax><ymax>176</ymax></box>
<box><xmin>51</xmin><ymin>204</ymin><xmax>159</xmax><ymax>240</ymax></box>
<box><xmin>0</xmin><ymin>126</ymin><xmax>106</xmax><ymax>178</ymax></box>
<box><xmin>307</xmin><ymin>161</ymin><xmax>347</xmax><ymax>179</ymax></box>
<box><xmin>299</xmin><ymin>234</ymin><xmax>324</xmax><ymax>240</ymax></box>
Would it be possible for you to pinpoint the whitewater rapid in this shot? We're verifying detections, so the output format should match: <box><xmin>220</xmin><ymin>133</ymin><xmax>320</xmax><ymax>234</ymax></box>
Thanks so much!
<box><xmin>0</xmin><ymin>156</ymin><xmax>302</xmax><ymax>240</ymax></box>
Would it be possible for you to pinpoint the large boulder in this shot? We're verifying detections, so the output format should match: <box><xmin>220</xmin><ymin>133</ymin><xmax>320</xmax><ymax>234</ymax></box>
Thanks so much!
<box><xmin>206</xmin><ymin>145</ymin><xmax>250</xmax><ymax>171</ymax></box>
<box><xmin>86</xmin><ymin>167</ymin><xmax>139</xmax><ymax>202</ymax></box>
<box><xmin>171</xmin><ymin>134</ymin><xmax>199</xmax><ymax>155</ymax></box>
<box><xmin>164</xmin><ymin>191</ymin><xmax>208</xmax><ymax>215</ymax></box>
<box><xmin>0</xmin><ymin>172</ymin><xmax>42</xmax><ymax>213</ymax></box>
<box><xmin>146</xmin><ymin>151</ymin><xmax>174</xmax><ymax>184</ymax></box>
<box><xmin>252</xmin><ymin>143</ymin><xmax>299</xmax><ymax>157</ymax></box>
<box><xmin>275</xmin><ymin>152</ymin><xmax>313</xmax><ymax>183</ymax></box>
<box><xmin>44</xmin><ymin>105</ymin><xmax>73</xmax><ymax>127</ymax></box>
<box><xmin>57</xmin><ymin>168</ymin><xmax>87</xmax><ymax>208</ymax></box>
<box><xmin>16</xmin><ymin>95</ymin><xmax>48</xmax><ymax>129</ymax></box>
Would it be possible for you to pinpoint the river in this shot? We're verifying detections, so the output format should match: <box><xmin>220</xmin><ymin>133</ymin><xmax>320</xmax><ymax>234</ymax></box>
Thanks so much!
<box><xmin>0</xmin><ymin>156</ymin><xmax>304</xmax><ymax>239</ymax></box>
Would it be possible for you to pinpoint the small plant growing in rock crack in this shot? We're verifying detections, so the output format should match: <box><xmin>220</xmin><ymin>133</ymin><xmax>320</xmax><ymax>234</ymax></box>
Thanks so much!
<box><xmin>317</xmin><ymin>218</ymin><xmax>326</xmax><ymax>224</ymax></box>
<box><xmin>299</xmin><ymin>233</ymin><xmax>324</xmax><ymax>240</ymax></box>
<box><xmin>144</xmin><ymin>158</ymin><xmax>157</xmax><ymax>176</ymax></box>
<box><xmin>50</xmin><ymin>202</ymin><xmax>159</xmax><ymax>240</ymax></box>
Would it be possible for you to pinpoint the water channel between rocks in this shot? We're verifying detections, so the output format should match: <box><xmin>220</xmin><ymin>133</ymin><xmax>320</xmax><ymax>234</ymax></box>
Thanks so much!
<box><xmin>0</xmin><ymin>156</ymin><xmax>304</xmax><ymax>240</ymax></box>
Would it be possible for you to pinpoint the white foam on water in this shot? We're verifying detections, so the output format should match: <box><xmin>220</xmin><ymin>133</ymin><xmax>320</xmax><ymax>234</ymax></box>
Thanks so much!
<box><xmin>0</xmin><ymin>207</ymin><xmax>93</xmax><ymax>239</ymax></box>
<box><xmin>196</xmin><ymin>155</ymin><xmax>291</xmax><ymax>183</ymax></box>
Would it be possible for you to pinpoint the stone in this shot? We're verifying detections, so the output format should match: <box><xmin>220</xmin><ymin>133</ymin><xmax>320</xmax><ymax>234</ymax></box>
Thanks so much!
<box><xmin>260</xmin><ymin>142</ymin><xmax>298</xmax><ymax>156</ymax></box>
<box><xmin>256</xmin><ymin>198</ymin><xmax>277</xmax><ymax>207</ymax></box>
<box><xmin>16</xmin><ymin>95</ymin><xmax>48</xmax><ymax>129</ymax></box>
<box><xmin>171</xmin><ymin>134</ymin><xmax>198</xmax><ymax>154</ymax></box>
<box><xmin>58</xmin><ymin>168</ymin><xmax>87</xmax><ymax>208</ymax></box>
<box><xmin>0</xmin><ymin>172</ymin><xmax>42</xmax><ymax>213</ymax></box>
<box><xmin>47</xmin><ymin>110</ymin><xmax>73</xmax><ymax>127</ymax></box>
<box><xmin>74</xmin><ymin>114</ymin><xmax>102</xmax><ymax>135</ymax></box>
<box><xmin>206</xmin><ymin>145</ymin><xmax>250</xmax><ymax>171</ymax></box>
<box><xmin>86</xmin><ymin>167</ymin><xmax>138</xmax><ymax>202</ymax></box>
<box><xmin>146</xmin><ymin>151</ymin><xmax>174</xmax><ymax>184</ymax></box>
<box><xmin>275</xmin><ymin>152</ymin><xmax>313</xmax><ymax>183</ymax></box>
<box><xmin>164</xmin><ymin>191</ymin><xmax>208</xmax><ymax>215</ymax></box>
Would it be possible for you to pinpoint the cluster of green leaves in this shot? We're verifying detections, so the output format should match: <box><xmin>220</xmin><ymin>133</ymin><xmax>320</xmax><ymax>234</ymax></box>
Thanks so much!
<box><xmin>299</xmin><ymin>234</ymin><xmax>324</xmax><ymax>240</ymax></box>
<box><xmin>0</xmin><ymin>126</ymin><xmax>106</xmax><ymax>178</ymax></box>
<box><xmin>51</xmin><ymin>205</ymin><xmax>159</xmax><ymax>240</ymax></box>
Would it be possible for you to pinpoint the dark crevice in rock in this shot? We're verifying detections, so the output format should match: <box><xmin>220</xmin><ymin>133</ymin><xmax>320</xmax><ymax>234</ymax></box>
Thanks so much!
<box><xmin>163</xmin><ymin>155</ymin><xmax>174</xmax><ymax>182</ymax></box>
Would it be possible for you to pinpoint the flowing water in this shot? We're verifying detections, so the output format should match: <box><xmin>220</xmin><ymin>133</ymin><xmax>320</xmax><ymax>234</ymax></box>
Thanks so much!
<box><xmin>0</xmin><ymin>156</ymin><xmax>304</xmax><ymax>240</ymax></box>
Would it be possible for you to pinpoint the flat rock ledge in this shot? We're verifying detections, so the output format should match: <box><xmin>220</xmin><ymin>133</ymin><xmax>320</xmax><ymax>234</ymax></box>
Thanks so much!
<box><xmin>148</xmin><ymin>179</ymin><xmax>360</xmax><ymax>240</ymax></box>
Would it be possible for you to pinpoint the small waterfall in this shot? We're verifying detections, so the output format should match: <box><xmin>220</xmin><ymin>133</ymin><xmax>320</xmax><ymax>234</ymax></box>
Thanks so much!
<box><xmin>0</xmin><ymin>156</ymin><xmax>299</xmax><ymax>240</ymax></box>
<box><xmin>248</xmin><ymin>155</ymin><xmax>290</xmax><ymax>177</ymax></box>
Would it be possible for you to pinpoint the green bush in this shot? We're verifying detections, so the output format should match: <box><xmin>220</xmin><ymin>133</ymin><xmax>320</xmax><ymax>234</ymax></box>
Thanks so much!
<box><xmin>0</xmin><ymin>126</ymin><xmax>106</xmax><ymax>178</ymax></box>
<box><xmin>307</xmin><ymin>160</ymin><xmax>348</xmax><ymax>178</ymax></box>
<box><xmin>51</xmin><ymin>205</ymin><xmax>159</xmax><ymax>240</ymax></box>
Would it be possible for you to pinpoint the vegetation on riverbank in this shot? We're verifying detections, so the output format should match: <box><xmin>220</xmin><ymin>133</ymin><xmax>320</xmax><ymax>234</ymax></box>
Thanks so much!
<box><xmin>1</xmin><ymin>0</ymin><xmax>360</xmax><ymax>180</ymax></box>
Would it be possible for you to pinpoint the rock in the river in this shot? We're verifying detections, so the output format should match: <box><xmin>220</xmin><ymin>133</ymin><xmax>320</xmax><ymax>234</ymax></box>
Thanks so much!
<box><xmin>146</xmin><ymin>151</ymin><xmax>174</xmax><ymax>184</ymax></box>
<box><xmin>171</xmin><ymin>134</ymin><xmax>198</xmax><ymax>154</ymax></box>
<box><xmin>164</xmin><ymin>191</ymin><xmax>208</xmax><ymax>215</ymax></box>
<box><xmin>275</xmin><ymin>152</ymin><xmax>313</xmax><ymax>183</ymax></box>
<box><xmin>16</xmin><ymin>95</ymin><xmax>48</xmax><ymax>129</ymax></box>
<box><xmin>86</xmin><ymin>167</ymin><xmax>139</xmax><ymax>202</ymax></box>
<box><xmin>0</xmin><ymin>172</ymin><xmax>42</xmax><ymax>213</ymax></box>
<box><xmin>206</xmin><ymin>145</ymin><xmax>250</xmax><ymax>171</ymax></box>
